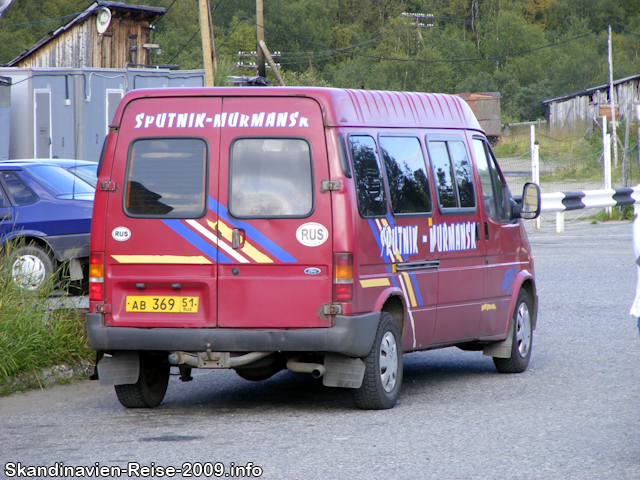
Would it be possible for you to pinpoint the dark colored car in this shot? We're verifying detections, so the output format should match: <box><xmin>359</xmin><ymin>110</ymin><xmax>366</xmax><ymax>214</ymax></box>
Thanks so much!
<box><xmin>1</xmin><ymin>159</ymin><xmax>99</xmax><ymax>188</ymax></box>
<box><xmin>0</xmin><ymin>162</ymin><xmax>94</xmax><ymax>290</ymax></box>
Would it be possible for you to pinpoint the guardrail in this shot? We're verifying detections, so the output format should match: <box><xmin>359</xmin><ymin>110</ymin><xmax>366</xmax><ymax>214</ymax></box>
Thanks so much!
<box><xmin>540</xmin><ymin>186</ymin><xmax>640</xmax><ymax>232</ymax></box>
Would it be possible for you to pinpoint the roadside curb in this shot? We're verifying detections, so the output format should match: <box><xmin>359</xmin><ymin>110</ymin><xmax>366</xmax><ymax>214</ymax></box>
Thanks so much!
<box><xmin>0</xmin><ymin>360</ymin><xmax>94</xmax><ymax>396</ymax></box>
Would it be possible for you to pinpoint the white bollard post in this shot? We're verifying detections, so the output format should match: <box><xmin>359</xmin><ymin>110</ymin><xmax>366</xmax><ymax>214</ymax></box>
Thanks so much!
<box><xmin>556</xmin><ymin>211</ymin><xmax>565</xmax><ymax>233</ymax></box>
<box><xmin>604</xmin><ymin>133</ymin><xmax>612</xmax><ymax>217</ymax></box>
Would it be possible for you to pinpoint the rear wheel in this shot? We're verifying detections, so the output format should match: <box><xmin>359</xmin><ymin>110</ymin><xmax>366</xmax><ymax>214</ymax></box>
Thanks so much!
<box><xmin>353</xmin><ymin>312</ymin><xmax>403</xmax><ymax>410</ymax></box>
<box><xmin>494</xmin><ymin>289</ymin><xmax>533</xmax><ymax>373</ymax></box>
<box><xmin>114</xmin><ymin>353</ymin><xmax>170</xmax><ymax>408</ymax></box>
<box><xmin>9</xmin><ymin>244</ymin><xmax>55</xmax><ymax>291</ymax></box>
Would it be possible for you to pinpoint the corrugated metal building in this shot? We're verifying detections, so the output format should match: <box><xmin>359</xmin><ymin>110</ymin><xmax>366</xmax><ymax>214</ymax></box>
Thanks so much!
<box><xmin>541</xmin><ymin>74</ymin><xmax>640</xmax><ymax>132</ymax></box>
<box><xmin>0</xmin><ymin>67</ymin><xmax>205</xmax><ymax>161</ymax></box>
<box><xmin>0</xmin><ymin>76</ymin><xmax>10</xmax><ymax>160</ymax></box>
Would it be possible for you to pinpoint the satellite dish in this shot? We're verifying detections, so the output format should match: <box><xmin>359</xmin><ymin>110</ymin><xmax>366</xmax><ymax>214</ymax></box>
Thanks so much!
<box><xmin>96</xmin><ymin>7</ymin><xmax>112</xmax><ymax>34</ymax></box>
<box><xmin>0</xmin><ymin>0</ymin><xmax>13</xmax><ymax>18</ymax></box>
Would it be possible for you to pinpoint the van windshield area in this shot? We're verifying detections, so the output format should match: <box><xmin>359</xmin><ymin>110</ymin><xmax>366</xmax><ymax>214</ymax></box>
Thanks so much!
<box><xmin>229</xmin><ymin>138</ymin><xmax>313</xmax><ymax>218</ymax></box>
<box><xmin>124</xmin><ymin>138</ymin><xmax>207</xmax><ymax>218</ymax></box>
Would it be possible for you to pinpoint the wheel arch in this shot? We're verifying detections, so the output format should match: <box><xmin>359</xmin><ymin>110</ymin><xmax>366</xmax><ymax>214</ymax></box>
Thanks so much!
<box><xmin>373</xmin><ymin>288</ymin><xmax>407</xmax><ymax>343</ymax></box>
<box><xmin>510</xmin><ymin>270</ymin><xmax>537</xmax><ymax>330</ymax></box>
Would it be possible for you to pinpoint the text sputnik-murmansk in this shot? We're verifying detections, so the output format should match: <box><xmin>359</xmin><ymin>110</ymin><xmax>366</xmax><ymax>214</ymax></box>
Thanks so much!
<box><xmin>380</xmin><ymin>222</ymin><xmax>477</xmax><ymax>259</ymax></box>
<box><xmin>133</xmin><ymin>112</ymin><xmax>310</xmax><ymax>129</ymax></box>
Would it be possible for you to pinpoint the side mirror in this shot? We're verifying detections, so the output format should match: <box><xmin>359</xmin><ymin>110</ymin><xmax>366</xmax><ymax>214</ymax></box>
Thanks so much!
<box><xmin>519</xmin><ymin>182</ymin><xmax>541</xmax><ymax>219</ymax></box>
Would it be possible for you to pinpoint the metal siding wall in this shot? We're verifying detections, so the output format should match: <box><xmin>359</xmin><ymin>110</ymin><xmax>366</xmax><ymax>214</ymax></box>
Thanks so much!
<box><xmin>49</xmin><ymin>75</ymin><xmax>75</xmax><ymax>159</ymax></box>
<box><xmin>0</xmin><ymin>81</ymin><xmax>9</xmax><ymax>160</ymax></box>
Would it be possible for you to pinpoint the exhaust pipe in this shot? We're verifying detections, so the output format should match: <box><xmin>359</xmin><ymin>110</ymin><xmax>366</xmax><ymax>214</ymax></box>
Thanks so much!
<box><xmin>286</xmin><ymin>357</ymin><xmax>325</xmax><ymax>378</ymax></box>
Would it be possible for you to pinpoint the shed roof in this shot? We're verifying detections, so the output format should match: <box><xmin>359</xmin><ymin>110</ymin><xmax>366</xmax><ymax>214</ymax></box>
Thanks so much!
<box><xmin>541</xmin><ymin>73</ymin><xmax>640</xmax><ymax>105</ymax></box>
<box><xmin>4</xmin><ymin>1</ymin><xmax>165</xmax><ymax>67</ymax></box>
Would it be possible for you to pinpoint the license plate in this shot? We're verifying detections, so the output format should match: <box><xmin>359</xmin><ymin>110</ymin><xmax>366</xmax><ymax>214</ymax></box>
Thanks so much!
<box><xmin>126</xmin><ymin>296</ymin><xmax>199</xmax><ymax>313</ymax></box>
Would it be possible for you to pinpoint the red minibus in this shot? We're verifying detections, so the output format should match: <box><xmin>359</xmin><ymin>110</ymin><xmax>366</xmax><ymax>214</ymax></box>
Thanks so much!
<box><xmin>87</xmin><ymin>87</ymin><xmax>541</xmax><ymax>409</ymax></box>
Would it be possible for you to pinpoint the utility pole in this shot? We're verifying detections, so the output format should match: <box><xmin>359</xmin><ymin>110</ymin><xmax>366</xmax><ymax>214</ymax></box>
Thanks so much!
<box><xmin>256</xmin><ymin>0</ymin><xmax>266</xmax><ymax>78</ymax></box>
<box><xmin>199</xmin><ymin>0</ymin><xmax>214</xmax><ymax>86</ymax></box>
<box><xmin>608</xmin><ymin>25</ymin><xmax>617</xmax><ymax>167</ymax></box>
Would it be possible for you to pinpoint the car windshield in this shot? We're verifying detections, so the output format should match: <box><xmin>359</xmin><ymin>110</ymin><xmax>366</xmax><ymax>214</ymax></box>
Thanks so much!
<box><xmin>25</xmin><ymin>165</ymin><xmax>95</xmax><ymax>197</ymax></box>
<box><xmin>67</xmin><ymin>164</ymin><xmax>98</xmax><ymax>187</ymax></box>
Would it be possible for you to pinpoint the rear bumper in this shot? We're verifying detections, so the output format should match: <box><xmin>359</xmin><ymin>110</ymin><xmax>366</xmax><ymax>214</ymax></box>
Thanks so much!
<box><xmin>86</xmin><ymin>312</ymin><xmax>380</xmax><ymax>358</ymax></box>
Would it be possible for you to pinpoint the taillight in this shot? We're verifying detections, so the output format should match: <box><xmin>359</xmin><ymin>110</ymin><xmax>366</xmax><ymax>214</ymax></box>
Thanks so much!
<box><xmin>333</xmin><ymin>253</ymin><xmax>353</xmax><ymax>303</ymax></box>
<box><xmin>89</xmin><ymin>252</ymin><xmax>104</xmax><ymax>301</ymax></box>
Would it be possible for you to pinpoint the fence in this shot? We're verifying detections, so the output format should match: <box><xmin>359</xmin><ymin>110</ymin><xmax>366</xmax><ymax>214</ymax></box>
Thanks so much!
<box><xmin>496</xmin><ymin>123</ymin><xmax>640</xmax><ymax>230</ymax></box>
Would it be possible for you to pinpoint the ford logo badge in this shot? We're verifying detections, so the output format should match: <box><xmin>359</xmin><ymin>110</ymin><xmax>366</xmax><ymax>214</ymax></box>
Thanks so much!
<box><xmin>304</xmin><ymin>267</ymin><xmax>321</xmax><ymax>275</ymax></box>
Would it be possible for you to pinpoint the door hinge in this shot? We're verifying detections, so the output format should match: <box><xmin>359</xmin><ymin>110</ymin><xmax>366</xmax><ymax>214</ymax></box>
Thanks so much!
<box><xmin>323</xmin><ymin>303</ymin><xmax>343</xmax><ymax>315</ymax></box>
<box><xmin>320</xmin><ymin>180</ymin><xmax>341</xmax><ymax>193</ymax></box>
<box><xmin>96</xmin><ymin>303</ymin><xmax>112</xmax><ymax>314</ymax></box>
<box><xmin>100</xmin><ymin>181</ymin><xmax>118</xmax><ymax>192</ymax></box>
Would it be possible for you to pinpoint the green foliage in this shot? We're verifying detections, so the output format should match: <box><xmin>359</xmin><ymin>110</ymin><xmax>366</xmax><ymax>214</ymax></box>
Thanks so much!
<box><xmin>1</xmin><ymin>0</ymin><xmax>639</xmax><ymax>122</ymax></box>
<box><xmin>0</xmin><ymin>241</ymin><xmax>92</xmax><ymax>385</ymax></box>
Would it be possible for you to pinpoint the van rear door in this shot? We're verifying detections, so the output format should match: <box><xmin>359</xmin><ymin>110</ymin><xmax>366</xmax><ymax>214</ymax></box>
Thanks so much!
<box><xmin>216</xmin><ymin>96</ymin><xmax>333</xmax><ymax>328</ymax></box>
<box><xmin>103</xmin><ymin>96</ymin><xmax>222</xmax><ymax>328</ymax></box>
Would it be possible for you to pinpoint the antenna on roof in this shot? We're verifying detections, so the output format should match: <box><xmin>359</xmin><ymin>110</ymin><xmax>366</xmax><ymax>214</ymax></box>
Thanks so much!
<box><xmin>0</xmin><ymin>0</ymin><xmax>13</xmax><ymax>18</ymax></box>
<box><xmin>96</xmin><ymin>7</ymin><xmax>112</xmax><ymax>34</ymax></box>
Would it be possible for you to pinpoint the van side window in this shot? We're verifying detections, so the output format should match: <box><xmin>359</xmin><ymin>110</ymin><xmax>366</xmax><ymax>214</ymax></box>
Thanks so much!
<box><xmin>472</xmin><ymin>138</ymin><xmax>510</xmax><ymax>222</ymax></box>
<box><xmin>379</xmin><ymin>136</ymin><xmax>431</xmax><ymax>214</ymax></box>
<box><xmin>427</xmin><ymin>139</ymin><xmax>476</xmax><ymax>212</ymax></box>
<box><xmin>229</xmin><ymin>138</ymin><xmax>313</xmax><ymax>218</ymax></box>
<box><xmin>124</xmin><ymin>138</ymin><xmax>207</xmax><ymax>218</ymax></box>
<box><xmin>348</xmin><ymin>135</ymin><xmax>387</xmax><ymax>218</ymax></box>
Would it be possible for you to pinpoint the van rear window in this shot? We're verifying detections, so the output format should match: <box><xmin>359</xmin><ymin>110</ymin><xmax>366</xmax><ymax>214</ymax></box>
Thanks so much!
<box><xmin>124</xmin><ymin>138</ymin><xmax>207</xmax><ymax>218</ymax></box>
<box><xmin>229</xmin><ymin>138</ymin><xmax>313</xmax><ymax>218</ymax></box>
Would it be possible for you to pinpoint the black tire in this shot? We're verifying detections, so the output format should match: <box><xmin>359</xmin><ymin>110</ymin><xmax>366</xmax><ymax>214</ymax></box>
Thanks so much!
<box><xmin>353</xmin><ymin>312</ymin><xmax>403</xmax><ymax>410</ymax></box>
<box><xmin>114</xmin><ymin>353</ymin><xmax>170</xmax><ymax>408</ymax></box>
<box><xmin>494</xmin><ymin>289</ymin><xmax>533</xmax><ymax>374</ymax></box>
<box><xmin>9</xmin><ymin>244</ymin><xmax>55</xmax><ymax>291</ymax></box>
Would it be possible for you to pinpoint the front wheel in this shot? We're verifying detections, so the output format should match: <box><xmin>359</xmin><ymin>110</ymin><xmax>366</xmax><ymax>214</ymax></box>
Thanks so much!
<box><xmin>493</xmin><ymin>289</ymin><xmax>533</xmax><ymax>373</ymax></box>
<box><xmin>114</xmin><ymin>353</ymin><xmax>170</xmax><ymax>408</ymax></box>
<box><xmin>353</xmin><ymin>312</ymin><xmax>403</xmax><ymax>410</ymax></box>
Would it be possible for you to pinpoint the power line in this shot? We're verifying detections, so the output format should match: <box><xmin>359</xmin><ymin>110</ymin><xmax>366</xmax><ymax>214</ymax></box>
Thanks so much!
<box><xmin>0</xmin><ymin>12</ymin><xmax>80</xmax><ymax>29</ymax></box>
<box><xmin>243</xmin><ymin>18</ymin><xmax>602</xmax><ymax>66</ymax></box>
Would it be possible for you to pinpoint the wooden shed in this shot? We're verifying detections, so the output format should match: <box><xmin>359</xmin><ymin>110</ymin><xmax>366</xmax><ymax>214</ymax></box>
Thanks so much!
<box><xmin>5</xmin><ymin>1</ymin><xmax>165</xmax><ymax>69</ymax></box>
<box><xmin>541</xmin><ymin>74</ymin><xmax>640</xmax><ymax>132</ymax></box>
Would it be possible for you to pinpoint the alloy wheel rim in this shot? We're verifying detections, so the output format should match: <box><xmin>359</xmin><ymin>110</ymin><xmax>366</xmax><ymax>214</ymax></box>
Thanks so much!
<box><xmin>515</xmin><ymin>302</ymin><xmax>531</xmax><ymax>358</ymax></box>
<box><xmin>379</xmin><ymin>331</ymin><xmax>398</xmax><ymax>393</ymax></box>
<box><xmin>12</xmin><ymin>255</ymin><xmax>46</xmax><ymax>290</ymax></box>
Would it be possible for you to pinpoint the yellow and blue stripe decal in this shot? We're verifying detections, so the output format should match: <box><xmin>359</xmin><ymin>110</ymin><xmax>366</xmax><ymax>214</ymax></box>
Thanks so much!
<box><xmin>161</xmin><ymin>197</ymin><xmax>298</xmax><ymax>264</ymax></box>
<box><xmin>210</xmin><ymin>197</ymin><xmax>297</xmax><ymax>263</ymax></box>
<box><xmin>365</xmin><ymin>217</ymin><xmax>424</xmax><ymax>308</ymax></box>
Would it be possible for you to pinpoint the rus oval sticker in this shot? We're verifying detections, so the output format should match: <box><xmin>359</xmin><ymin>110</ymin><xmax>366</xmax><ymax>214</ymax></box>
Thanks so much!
<box><xmin>112</xmin><ymin>226</ymin><xmax>131</xmax><ymax>242</ymax></box>
<box><xmin>296</xmin><ymin>222</ymin><xmax>328</xmax><ymax>247</ymax></box>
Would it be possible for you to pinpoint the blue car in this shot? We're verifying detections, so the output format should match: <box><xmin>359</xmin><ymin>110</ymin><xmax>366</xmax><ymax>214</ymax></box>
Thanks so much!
<box><xmin>0</xmin><ymin>162</ymin><xmax>94</xmax><ymax>290</ymax></box>
<box><xmin>1</xmin><ymin>159</ymin><xmax>98</xmax><ymax>188</ymax></box>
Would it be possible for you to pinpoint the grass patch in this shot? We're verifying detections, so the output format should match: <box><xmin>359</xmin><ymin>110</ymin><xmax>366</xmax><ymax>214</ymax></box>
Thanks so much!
<box><xmin>0</xmin><ymin>241</ymin><xmax>93</xmax><ymax>393</ymax></box>
<box><xmin>495</xmin><ymin>127</ymin><xmax>640</xmax><ymax>186</ymax></box>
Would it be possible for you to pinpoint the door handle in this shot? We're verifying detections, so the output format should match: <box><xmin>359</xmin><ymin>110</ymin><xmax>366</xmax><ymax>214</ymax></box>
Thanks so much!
<box><xmin>232</xmin><ymin>228</ymin><xmax>245</xmax><ymax>249</ymax></box>
<box><xmin>1</xmin><ymin>212</ymin><xmax>11</xmax><ymax>221</ymax></box>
